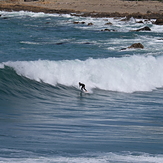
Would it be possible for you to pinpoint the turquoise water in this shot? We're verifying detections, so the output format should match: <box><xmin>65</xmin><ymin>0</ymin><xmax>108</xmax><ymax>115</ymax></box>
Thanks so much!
<box><xmin>0</xmin><ymin>11</ymin><xmax>163</xmax><ymax>163</ymax></box>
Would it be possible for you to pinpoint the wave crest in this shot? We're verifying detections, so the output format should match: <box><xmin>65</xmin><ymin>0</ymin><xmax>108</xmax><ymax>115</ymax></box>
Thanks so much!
<box><xmin>2</xmin><ymin>55</ymin><xmax>163</xmax><ymax>93</ymax></box>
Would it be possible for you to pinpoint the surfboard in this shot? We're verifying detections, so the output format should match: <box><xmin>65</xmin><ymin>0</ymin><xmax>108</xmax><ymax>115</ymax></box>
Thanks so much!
<box><xmin>81</xmin><ymin>90</ymin><xmax>88</xmax><ymax>93</ymax></box>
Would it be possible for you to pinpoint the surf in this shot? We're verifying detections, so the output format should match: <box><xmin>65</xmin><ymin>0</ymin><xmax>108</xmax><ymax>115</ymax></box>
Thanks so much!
<box><xmin>1</xmin><ymin>55</ymin><xmax>163</xmax><ymax>93</ymax></box>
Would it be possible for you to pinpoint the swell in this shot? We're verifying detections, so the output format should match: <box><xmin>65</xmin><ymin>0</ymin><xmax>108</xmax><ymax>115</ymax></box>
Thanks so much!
<box><xmin>0</xmin><ymin>66</ymin><xmax>73</xmax><ymax>101</ymax></box>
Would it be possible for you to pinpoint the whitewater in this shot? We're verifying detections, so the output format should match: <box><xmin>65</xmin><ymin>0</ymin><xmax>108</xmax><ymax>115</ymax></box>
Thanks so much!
<box><xmin>0</xmin><ymin>11</ymin><xmax>163</xmax><ymax>163</ymax></box>
<box><xmin>2</xmin><ymin>54</ymin><xmax>163</xmax><ymax>93</ymax></box>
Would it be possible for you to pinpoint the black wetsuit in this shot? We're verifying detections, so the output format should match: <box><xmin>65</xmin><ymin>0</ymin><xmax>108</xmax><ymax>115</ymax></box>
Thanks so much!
<box><xmin>79</xmin><ymin>82</ymin><xmax>87</xmax><ymax>91</ymax></box>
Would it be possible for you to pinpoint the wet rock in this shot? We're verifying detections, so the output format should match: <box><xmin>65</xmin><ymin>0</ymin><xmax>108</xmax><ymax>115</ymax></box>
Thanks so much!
<box><xmin>121</xmin><ymin>43</ymin><xmax>144</xmax><ymax>50</ymax></box>
<box><xmin>88</xmin><ymin>22</ymin><xmax>93</xmax><ymax>26</ymax></box>
<box><xmin>73</xmin><ymin>21</ymin><xmax>79</xmax><ymax>24</ymax></box>
<box><xmin>137</xmin><ymin>26</ymin><xmax>151</xmax><ymax>31</ymax></box>
<box><xmin>130</xmin><ymin>26</ymin><xmax>151</xmax><ymax>32</ymax></box>
<box><xmin>101</xmin><ymin>29</ymin><xmax>116</xmax><ymax>32</ymax></box>
<box><xmin>101</xmin><ymin>29</ymin><xmax>111</xmax><ymax>32</ymax></box>
<box><xmin>157</xmin><ymin>38</ymin><xmax>163</xmax><ymax>40</ymax></box>
<box><xmin>136</xmin><ymin>20</ymin><xmax>144</xmax><ymax>23</ymax></box>
<box><xmin>73</xmin><ymin>21</ymin><xmax>85</xmax><ymax>24</ymax></box>
<box><xmin>120</xmin><ymin>48</ymin><xmax>127</xmax><ymax>51</ymax></box>
<box><xmin>155</xmin><ymin>18</ymin><xmax>163</xmax><ymax>25</ymax></box>
<box><xmin>83</xmin><ymin>42</ymin><xmax>92</xmax><ymax>44</ymax></box>
<box><xmin>128</xmin><ymin>43</ymin><xmax>144</xmax><ymax>49</ymax></box>
<box><xmin>2</xmin><ymin>17</ymin><xmax>8</xmax><ymax>19</ymax></box>
<box><xmin>105</xmin><ymin>22</ymin><xmax>113</xmax><ymax>25</ymax></box>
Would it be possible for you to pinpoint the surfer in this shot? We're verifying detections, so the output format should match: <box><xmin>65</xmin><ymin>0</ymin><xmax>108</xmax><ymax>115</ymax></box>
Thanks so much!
<box><xmin>79</xmin><ymin>82</ymin><xmax>87</xmax><ymax>92</ymax></box>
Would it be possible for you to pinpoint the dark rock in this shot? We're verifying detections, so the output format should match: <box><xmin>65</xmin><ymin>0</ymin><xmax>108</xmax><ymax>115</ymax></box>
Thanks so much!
<box><xmin>73</xmin><ymin>21</ymin><xmax>80</xmax><ymax>24</ymax></box>
<box><xmin>121</xmin><ymin>43</ymin><xmax>144</xmax><ymax>50</ymax></box>
<box><xmin>88</xmin><ymin>23</ymin><xmax>93</xmax><ymax>26</ymax></box>
<box><xmin>101</xmin><ymin>29</ymin><xmax>111</xmax><ymax>32</ymax></box>
<box><xmin>147</xmin><ymin>10</ymin><xmax>152</xmax><ymax>14</ymax></box>
<box><xmin>73</xmin><ymin>21</ymin><xmax>85</xmax><ymax>25</ymax></box>
<box><xmin>83</xmin><ymin>42</ymin><xmax>92</xmax><ymax>44</ymax></box>
<box><xmin>105</xmin><ymin>22</ymin><xmax>113</xmax><ymax>25</ymax></box>
<box><xmin>2</xmin><ymin>17</ymin><xmax>8</xmax><ymax>19</ymax></box>
<box><xmin>136</xmin><ymin>21</ymin><xmax>144</xmax><ymax>23</ymax></box>
<box><xmin>120</xmin><ymin>48</ymin><xmax>127</xmax><ymax>51</ymax></box>
<box><xmin>128</xmin><ymin>43</ymin><xmax>144</xmax><ymax>49</ymax></box>
<box><xmin>131</xmin><ymin>26</ymin><xmax>151</xmax><ymax>32</ymax></box>
<box><xmin>138</xmin><ymin>26</ymin><xmax>151</xmax><ymax>31</ymax></box>
<box><xmin>101</xmin><ymin>28</ymin><xmax>117</xmax><ymax>32</ymax></box>
<box><xmin>157</xmin><ymin>38</ymin><xmax>163</xmax><ymax>40</ymax></box>
<box><xmin>155</xmin><ymin>18</ymin><xmax>163</xmax><ymax>25</ymax></box>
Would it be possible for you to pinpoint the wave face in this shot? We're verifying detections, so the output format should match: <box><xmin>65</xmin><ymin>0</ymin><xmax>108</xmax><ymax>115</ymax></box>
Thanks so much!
<box><xmin>1</xmin><ymin>55</ymin><xmax>163</xmax><ymax>93</ymax></box>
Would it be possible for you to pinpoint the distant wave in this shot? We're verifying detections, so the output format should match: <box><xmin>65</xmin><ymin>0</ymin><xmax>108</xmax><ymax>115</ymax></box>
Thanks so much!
<box><xmin>1</xmin><ymin>55</ymin><xmax>163</xmax><ymax>93</ymax></box>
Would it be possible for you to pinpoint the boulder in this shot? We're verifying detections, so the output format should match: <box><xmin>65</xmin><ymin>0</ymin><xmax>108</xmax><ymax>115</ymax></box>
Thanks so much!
<box><xmin>155</xmin><ymin>18</ymin><xmax>163</xmax><ymax>25</ymax></box>
<box><xmin>88</xmin><ymin>23</ymin><xmax>93</xmax><ymax>26</ymax></box>
<box><xmin>105</xmin><ymin>22</ymin><xmax>113</xmax><ymax>25</ymax></box>
<box><xmin>73</xmin><ymin>21</ymin><xmax>85</xmax><ymax>24</ymax></box>
<box><xmin>101</xmin><ymin>29</ymin><xmax>111</xmax><ymax>32</ymax></box>
<box><xmin>101</xmin><ymin>29</ymin><xmax>116</xmax><ymax>32</ymax></box>
<box><xmin>128</xmin><ymin>43</ymin><xmax>144</xmax><ymax>49</ymax></box>
<box><xmin>131</xmin><ymin>26</ymin><xmax>151</xmax><ymax>32</ymax></box>
<box><xmin>121</xmin><ymin>43</ymin><xmax>144</xmax><ymax>50</ymax></box>
<box><xmin>136</xmin><ymin>20</ymin><xmax>144</xmax><ymax>23</ymax></box>
<box><xmin>73</xmin><ymin>21</ymin><xmax>80</xmax><ymax>24</ymax></box>
<box><xmin>138</xmin><ymin>26</ymin><xmax>151</xmax><ymax>31</ymax></box>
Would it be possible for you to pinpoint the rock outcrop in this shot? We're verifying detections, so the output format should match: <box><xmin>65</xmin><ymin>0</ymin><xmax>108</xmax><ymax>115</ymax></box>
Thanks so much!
<box><xmin>155</xmin><ymin>18</ymin><xmax>163</xmax><ymax>25</ymax></box>
<box><xmin>128</xmin><ymin>43</ymin><xmax>144</xmax><ymax>49</ymax></box>
<box><xmin>121</xmin><ymin>43</ymin><xmax>144</xmax><ymax>50</ymax></box>
<box><xmin>131</xmin><ymin>26</ymin><xmax>151</xmax><ymax>32</ymax></box>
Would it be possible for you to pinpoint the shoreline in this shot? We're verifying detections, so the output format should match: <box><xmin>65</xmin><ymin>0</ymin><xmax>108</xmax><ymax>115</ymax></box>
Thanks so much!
<box><xmin>0</xmin><ymin>1</ymin><xmax>163</xmax><ymax>19</ymax></box>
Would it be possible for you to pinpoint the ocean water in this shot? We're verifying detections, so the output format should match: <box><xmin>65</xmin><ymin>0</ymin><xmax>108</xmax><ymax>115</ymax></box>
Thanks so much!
<box><xmin>0</xmin><ymin>11</ymin><xmax>163</xmax><ymax>163</ymax></box>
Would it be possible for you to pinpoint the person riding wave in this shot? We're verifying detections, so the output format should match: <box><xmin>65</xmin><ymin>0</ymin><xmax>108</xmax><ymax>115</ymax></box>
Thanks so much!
<box><xmin>79</xmin><ymin>82</ymin><xmax>87</xmax><ymax>92</ymax></box>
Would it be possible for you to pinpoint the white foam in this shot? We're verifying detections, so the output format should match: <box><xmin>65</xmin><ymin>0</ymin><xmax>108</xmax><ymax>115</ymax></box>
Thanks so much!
<box><xmin>1</xmin><ymin>11</ymin><xmax>161</xmax><ymax>34</ymax></box>
<box><xmin>0</xmin><ymin>63</ymin><xmax>4</xmax><ymax>69</ymax></box>
<box><xmin>3</xmin><ymin>55</ymin><xmax>163</xmax><ymax>93</ymax></box>
<box><xmin>0</xmin><ymin>11</ymin><xmax>59</xmax><ymax>18</ymax></box>
<box><xmin>0</xmin><ymin>152</ymin><xmax>163</xmax><ymax>163</ymax></box>
<box><xmin>20</xmin><ymin>41</ymin><xmax>41</xmax><ymax>45</ymax></box>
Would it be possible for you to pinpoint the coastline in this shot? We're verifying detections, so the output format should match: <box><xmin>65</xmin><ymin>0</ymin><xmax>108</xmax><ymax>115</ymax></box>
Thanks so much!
<box><xmin>0</xmin><ymin>0</ymin><xmax>163</xmax><ymax>19</ymax></box>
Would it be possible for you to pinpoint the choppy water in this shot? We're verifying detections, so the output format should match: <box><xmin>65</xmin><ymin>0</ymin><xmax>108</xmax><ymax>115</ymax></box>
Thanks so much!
<box><xmin>0</xmin><ymin>11</ymin><xmax>163</xmax><ymax>163</ymax></box>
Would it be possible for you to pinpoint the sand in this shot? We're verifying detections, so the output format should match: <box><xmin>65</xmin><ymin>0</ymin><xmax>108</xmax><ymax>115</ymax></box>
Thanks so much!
<box><xmin>0</xmin><ymin>0</ymin><xmax>163</xmax><ymax>18</ymax></box>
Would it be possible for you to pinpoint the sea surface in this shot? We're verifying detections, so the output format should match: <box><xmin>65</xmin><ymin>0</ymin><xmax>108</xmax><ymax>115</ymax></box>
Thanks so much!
<box><xmin>0</xmin><ymin>11</ymin><xmax>163</xmax><ymax>163</ymax></box>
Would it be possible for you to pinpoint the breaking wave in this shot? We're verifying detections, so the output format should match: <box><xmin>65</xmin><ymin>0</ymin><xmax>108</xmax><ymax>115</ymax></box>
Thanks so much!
<box><xmin>1</xmin><ymin>55</ymin><xmax>163</xmax><ymax>93</ymax></box>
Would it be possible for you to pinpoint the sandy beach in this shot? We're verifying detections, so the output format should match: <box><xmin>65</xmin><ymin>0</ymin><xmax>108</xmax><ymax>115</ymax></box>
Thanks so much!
<box><xmin>0</xmin><ymin>0</ymin><xmax>163</xmax><ymax>18</ymax></box>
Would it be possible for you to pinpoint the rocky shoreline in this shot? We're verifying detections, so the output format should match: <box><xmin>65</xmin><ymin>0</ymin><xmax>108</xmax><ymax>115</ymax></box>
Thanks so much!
<box><xmin>0</xmin><ymin>2</ymin><xmax>163</xmax><ymax>19</ymax></box>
